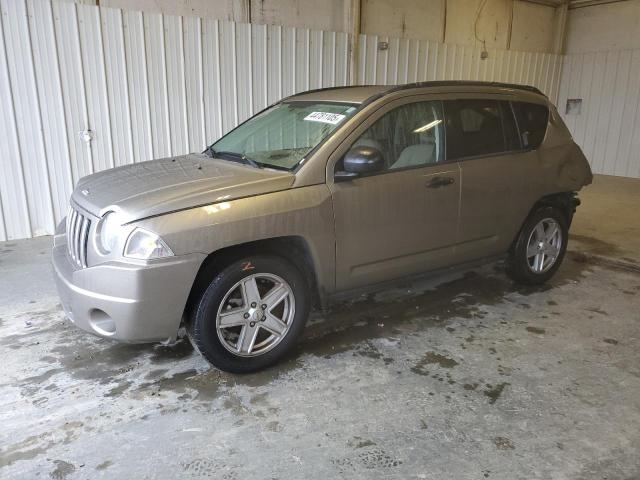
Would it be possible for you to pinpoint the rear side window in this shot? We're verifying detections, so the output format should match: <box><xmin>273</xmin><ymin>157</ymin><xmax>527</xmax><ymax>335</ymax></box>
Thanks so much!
<box><xmin>511</xmin><ymin>101</ymin><xmax>549</xmax><ymax>149</ymax></box>
<box><xmin>444</xmin><ymin>99</ymin><xmax>519</xmax><ymax>160</ymax></box>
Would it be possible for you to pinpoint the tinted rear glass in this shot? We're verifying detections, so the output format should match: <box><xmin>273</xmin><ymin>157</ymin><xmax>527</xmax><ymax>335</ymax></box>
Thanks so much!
<box><xmin>511</xmin><ymin>101</ymin><xmax>549</xmax><ymax>149</ymax></box>
<box><xmin>444</xmin><ymin>99</ymin><xmax>507</xmax><ymax>159</ymax></box>
<box><xmin>501</xmin><ymin>101</ymin><xmax>521</xmax><ymax>152</ymax></box>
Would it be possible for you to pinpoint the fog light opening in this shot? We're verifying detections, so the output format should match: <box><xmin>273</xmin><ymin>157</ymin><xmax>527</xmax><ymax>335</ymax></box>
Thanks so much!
<box><xmin>89</xmin><ymin>309</ymin><xmax>116</xmax><ymax>336</ymax></box>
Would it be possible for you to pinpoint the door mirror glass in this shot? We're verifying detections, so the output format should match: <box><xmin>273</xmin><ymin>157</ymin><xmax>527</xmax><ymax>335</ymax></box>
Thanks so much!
<box><xmin>343</xmin><ymin>146</ymin><xmax>385</xmax><ymax>174</ymax></box>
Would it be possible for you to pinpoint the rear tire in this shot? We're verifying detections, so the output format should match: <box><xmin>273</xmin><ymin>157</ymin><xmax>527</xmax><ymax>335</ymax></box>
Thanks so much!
<box><xmin>188</xmin><ymin>254</ymin><xmax>310</xmax><ymax>373</ymax></box>
<box><xmin>507</xmin><ymin>206</ymin><xmax>568</xmax><ymax>285</ymax></box>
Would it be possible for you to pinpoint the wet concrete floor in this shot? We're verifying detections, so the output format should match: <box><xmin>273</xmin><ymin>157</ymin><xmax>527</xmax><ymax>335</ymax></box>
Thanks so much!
<box><xmin>1</xmin><ymin>230</ymin><xmax>639</xmax><ymax>479</ymax></box>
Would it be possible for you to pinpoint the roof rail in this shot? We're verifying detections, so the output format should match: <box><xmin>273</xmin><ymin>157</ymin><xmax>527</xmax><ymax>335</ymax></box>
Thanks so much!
<box><xmin>355</xmin><ymin>80</ymin><xmax>546</xmax><ymax>109</ymax></box>
<box><xmin>394</xmin><ymin>80</ymin><xmax>545</xmax><ymax>95</ymax></box>
<box><xmin>282</xmin><ymin>81</ymin><xmax>546</xmax><ymax>105</ymax></box>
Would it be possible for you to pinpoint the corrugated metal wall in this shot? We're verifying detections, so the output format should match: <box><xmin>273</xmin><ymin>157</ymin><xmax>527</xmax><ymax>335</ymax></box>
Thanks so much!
<box><xmin>558</xmin><ymin>50</ymin><xmax>640</xmax><ymax>179</ymax></box>
<box><xmin>0</xmin><ymin>0</ymin><xmax>349</xmax><ymax>241</ymax></box>
<box><xmin>0</xmin><ymin>0</ymin><xmax>564</xmax><ymax>241</ymax></box>
<box><xmin>357</xmin><ymin>34</ymin><xmax>563</xmax><ymax>100</ymax></box>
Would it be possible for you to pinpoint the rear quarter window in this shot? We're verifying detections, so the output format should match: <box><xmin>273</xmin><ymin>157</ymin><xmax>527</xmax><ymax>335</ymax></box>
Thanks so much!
<box><xmin>512</xmin><ymin>101</ymin><xmax>549</xmax><ymax>149</ymax></box>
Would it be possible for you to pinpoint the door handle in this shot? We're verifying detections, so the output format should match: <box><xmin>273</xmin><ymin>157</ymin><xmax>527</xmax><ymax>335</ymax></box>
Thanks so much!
<box><xmin>426</xmin><ymin>176</ymin><xmax>455</xmax><ymax>188</ymax></box>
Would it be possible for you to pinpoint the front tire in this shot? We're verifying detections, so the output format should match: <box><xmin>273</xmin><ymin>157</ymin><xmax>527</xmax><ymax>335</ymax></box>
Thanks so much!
<box><xmin>188</xmin><ymin>254</ymin><xmax>310</xmax><ymax>373</ymax></box>
<box><xmin>507</xmin><ymin>206</ymin><xmax>568</xmax><ymax>285</ymax></box>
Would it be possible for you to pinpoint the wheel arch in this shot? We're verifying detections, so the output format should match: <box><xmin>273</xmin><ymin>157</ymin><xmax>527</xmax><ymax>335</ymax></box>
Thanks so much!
<box><xmin>183</xmin><ymin>235</ymin><xmax>325</xmax><ymax>322</ymax></box>
<box><xmin>510</xmin><ymin>191</ymin><xmax>579</xmax><ymax>251</ymax></box>
<box><xmin>531</xmin><ymin>191</ymin><xmax>579</xmax><ymax>225</ymax></box>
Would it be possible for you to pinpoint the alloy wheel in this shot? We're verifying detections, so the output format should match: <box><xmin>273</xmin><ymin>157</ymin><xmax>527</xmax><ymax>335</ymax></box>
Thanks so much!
<box><xmin>215</xmin><ymin>273</ymin><xmax>295</xmax><ymax>357</ymax></box>
<box><xmin>526</xmin><ymin>217</ymin><xmax>563</xmax><ymax>274</ymax></box>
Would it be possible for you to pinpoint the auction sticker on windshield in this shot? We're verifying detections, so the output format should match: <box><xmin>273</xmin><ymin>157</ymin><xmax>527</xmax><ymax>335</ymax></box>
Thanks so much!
<box><xmin>304</xmin><ymin>111</ymin><xmax>346</xmax><ymax>124</ymax></box>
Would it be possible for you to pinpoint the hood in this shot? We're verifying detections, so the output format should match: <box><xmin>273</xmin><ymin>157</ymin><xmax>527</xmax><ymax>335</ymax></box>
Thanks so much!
<box><xmin>72</xmin><ymin>153</ymin><xmax>295</xmax><ymax>221</ymax></box>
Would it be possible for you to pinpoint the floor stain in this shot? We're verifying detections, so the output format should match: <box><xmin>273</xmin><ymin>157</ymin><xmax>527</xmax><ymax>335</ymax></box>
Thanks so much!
<box><xmin>96</xmin><ymin>460</ymin><xmax>112</xmax><ymax>471</ymax></box>
<box><xmin>181</xmin><ymin>458</ymin><xmax>237</xmax><ymax>479</ymax></box>
<box><xmin>569</xmin><ymin>234</ymin><xmax>622</xmax><ymax>258</ymax></box>
<box><xmin>411</xmin><ymin>351</ymin><xmax>459</xmax><ymax>376</ymax></box>
<box><xmin>105</xmin><ymin>381</ymin><xmax>133</xmax><ymax>397</ymax></box>
<box><xmin>0</xmin><ymin>440</ymin><xmax>50</xmax><ymax>468</ymax></box>
<box><xmin>484</xmin><ymin>382</ymin><xmax>509</xmax><ymax>404</ymax></box>
<box><xmin>586</xmin><ymin>307</ymin><xmax>608</xmax><ymax>316</ymax></box>
<box><xmin>493</xmin><ymin>436</ymin><xmax>515</xmax><ymax>450</ymax></box>
<box><xmin>49</xmin><ymin>460</ymin><xmax>75</xmax><ymax>480</ymax></box>
<box><xmin>348</xmin><ymin>437</ymin><xmax>377</xmax><ymax>449</ymax></box>
<box><xmin>334</xmin><ymin>447</ymin><xmax>402</xmax><ymax>472</ymax></box>
<box><xmin>603</xmin><ymin>338</ymin><xmax>619</xmax><ymax>345</ymax></box>
<box><xmin>526</xmin><ymin>326</ymin><xmax>546</xmax><ymax>335</ymax></box>
<box><xmin>136</xmin><ymin>368</ymin><xmax>219</xmax><ymax>402</ymax></box>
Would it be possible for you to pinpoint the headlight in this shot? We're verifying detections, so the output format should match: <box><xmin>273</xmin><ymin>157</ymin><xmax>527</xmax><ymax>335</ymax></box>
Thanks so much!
<box><xmin>97</xmin><ymin>211</ymin><xmax>123</xmax><ymax>254</ymax></box>
<box><xmin>124</xmin><ymin>228</ymin><xmax>173</xmax><ymax>260</ymax></box>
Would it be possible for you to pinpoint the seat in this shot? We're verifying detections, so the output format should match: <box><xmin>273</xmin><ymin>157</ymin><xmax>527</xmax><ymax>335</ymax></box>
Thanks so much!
<box><xmin>390</xmin><ymin>143</ymin><xmax>435</xmax><ymax>169</ymax></box>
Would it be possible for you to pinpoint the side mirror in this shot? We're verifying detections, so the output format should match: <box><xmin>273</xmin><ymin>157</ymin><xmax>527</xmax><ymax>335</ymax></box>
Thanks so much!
<box><xmin>335</xmin><ymin>146</ymin><xmax>385</xmax><ymax>181</ymax></box>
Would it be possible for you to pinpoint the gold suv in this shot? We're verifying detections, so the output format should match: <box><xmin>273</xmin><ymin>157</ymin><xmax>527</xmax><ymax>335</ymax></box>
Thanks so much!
<box><xmin>53</xmin><ymin>81</ymin><xmax>593</xmax><ymax>372</ymax></box>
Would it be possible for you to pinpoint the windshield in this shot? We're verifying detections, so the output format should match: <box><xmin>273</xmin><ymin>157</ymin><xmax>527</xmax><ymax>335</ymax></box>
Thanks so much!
<box><xmin>209</xmin><ymin>101</ymin><xmax>358</xmax><ymax>170</ymax></box>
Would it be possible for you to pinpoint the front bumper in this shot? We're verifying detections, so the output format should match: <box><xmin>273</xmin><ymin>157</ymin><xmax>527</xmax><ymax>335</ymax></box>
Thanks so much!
<box><xmin>52</xmin><ymin>234</ymin><xmax>205</xmax><ymax>343</ymax></box>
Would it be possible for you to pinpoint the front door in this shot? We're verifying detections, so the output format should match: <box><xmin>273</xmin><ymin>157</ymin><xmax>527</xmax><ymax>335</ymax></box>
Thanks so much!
<box><xmin>328</xmin><ymin>98</ymin><xmax>461</xmax><ymax>291</ymax></box>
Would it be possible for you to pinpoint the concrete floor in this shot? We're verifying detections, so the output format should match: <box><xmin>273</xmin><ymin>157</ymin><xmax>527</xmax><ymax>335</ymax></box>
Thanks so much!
<box><xmin>0</xmin><ymin>174</ymin><xmax>639</xmax><ymax>479</ymax></box>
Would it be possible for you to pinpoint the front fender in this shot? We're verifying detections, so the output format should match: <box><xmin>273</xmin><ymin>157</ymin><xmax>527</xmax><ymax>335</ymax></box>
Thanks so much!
<box><xmin>133</xmin><ymin>185</ymin><xmax>336</xmax><ymax>294</ymax></box>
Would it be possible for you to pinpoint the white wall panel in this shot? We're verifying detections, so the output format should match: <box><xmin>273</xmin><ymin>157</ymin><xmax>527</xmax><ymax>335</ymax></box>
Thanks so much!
<box><xmin>0</xmin><ymin>1</ymin><xmax>31</xmax><ymax>240</ymax></box>
<box><xmin>184</xmin><ymin>15</ymin><xmax>206</xmax><ymax>153</ymax></box>
<box><xmin>27</xmin><ymin>0</ymin><xmax>74</xmax><ymax>224</ymax></box>
<box><xmin>164</xmin><ymin>14</ymin><xmax>189</xmax><ymax>155</ymax></box>
<box><xmin>142</xmin><ymin>12</ymin><xmax>167</xmax><ymax>159</ymax></box>
<box><xmin>0</xmin><ymin>0</ymin><xmax>565</xmax><ymax>241</ymax></box>
<box><xmin>357</xmin><ymin>33</ymin><xmax>563</xmax><ymax>100</ymax></box>
<box><xmin>1</xmin><ymin>0</ymin><xmax>55</xmax><ymax>237</ymax></box>
<box><xmin>77</xmin><ymin>4</ymin><xmax>115</xmax><ymax>173</ymax></box>
<box><xmin>122</xmin><ymin>8</ymin><xmax>153</xmax><ymax>164</ymax></box>
<box><xmin>53</xmin><ymin>1</ymin><xmax>93</xmax><ymax>183</ymax></box>
<box><xmin>202</xmin><ymin>18</ymin><xmax>224</xmax><ymax>141</ymax></box>
<box><xmin>101</xmin><ymin>6</ymin><xmax>135</xmax><ymax>168</ymax></box>
<box><xmin>558</xmin><ymin>50</ymin><xmax>640</xmax><ymax>179</ymax></box>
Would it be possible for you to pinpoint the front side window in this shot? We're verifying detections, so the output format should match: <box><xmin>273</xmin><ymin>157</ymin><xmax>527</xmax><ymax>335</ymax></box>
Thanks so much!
<box><xmin>210</xmin><ymin>101</ymin><xmax>357</xmax><ymax>170</ymax></box>
<box><xmin>445</xmin><ymin>99</ymin><xmax>518</xmax><ymax>160</ymax></box>
<box><xmin>343</xmin><ymin>100</ymin><xmax>445</xmax><ymax>172</ymax></box>
<box><xmin>512</xmin><ymin>101</ymin><xmax>549</xmax><ymax>149</ymax></box>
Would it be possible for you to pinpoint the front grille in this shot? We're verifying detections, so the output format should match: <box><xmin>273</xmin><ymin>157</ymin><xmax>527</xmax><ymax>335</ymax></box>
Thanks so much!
<box><xmin>66</xmin><ymin>206</ymin><xmax>91</xmax><ymax>268</ymax></box>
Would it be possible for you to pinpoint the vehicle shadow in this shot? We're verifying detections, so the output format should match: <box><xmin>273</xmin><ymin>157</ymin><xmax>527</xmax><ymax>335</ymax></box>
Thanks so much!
<box><xmin>204</xmin><ymin>254</ymin><xmax>590</xmax><ymax>388</ymax></box>
<box><xmin>15</xmin><ymin>254</ymin><xmax>590</xmax><ymax>401</ymax></box>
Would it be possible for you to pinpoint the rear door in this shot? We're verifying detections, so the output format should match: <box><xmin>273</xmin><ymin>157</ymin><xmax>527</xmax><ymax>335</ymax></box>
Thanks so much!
<box><xmin>328</xmin><ymin>96</ymin><xmax>461</xmax><ymax>291</ymax></box>
<box><xmin>444</xmin><ymin>96</ymin><xmax>544</xmax><ymax>262</ymax></box>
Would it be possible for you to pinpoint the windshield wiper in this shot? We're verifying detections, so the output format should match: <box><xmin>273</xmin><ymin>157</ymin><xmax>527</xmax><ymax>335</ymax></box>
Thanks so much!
<box><xmin>203</xmin><ymin>147</ymin><xmax>261</xmax><ymax>169</ymax></box>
